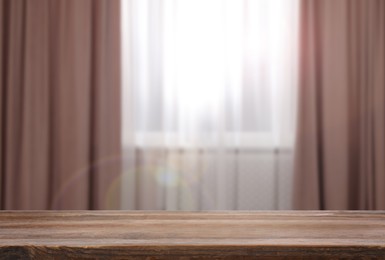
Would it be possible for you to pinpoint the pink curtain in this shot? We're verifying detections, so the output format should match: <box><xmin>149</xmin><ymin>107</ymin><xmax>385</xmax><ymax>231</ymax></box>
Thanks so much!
<box><xmin>294</xmin><ymin>0</ymin><xmax>385</xmax><ymax>209</ymax></box>
<box><xmin>0</xmin><ymin>0</ymin><xmax>121</xmax><ymax>209</ymax></box>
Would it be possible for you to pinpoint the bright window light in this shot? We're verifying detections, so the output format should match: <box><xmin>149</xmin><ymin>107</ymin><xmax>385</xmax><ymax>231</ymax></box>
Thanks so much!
<box><xmin>121</xmin><ymin>0</ymin><xmax>299</xmax><ymax>148</ymax></box>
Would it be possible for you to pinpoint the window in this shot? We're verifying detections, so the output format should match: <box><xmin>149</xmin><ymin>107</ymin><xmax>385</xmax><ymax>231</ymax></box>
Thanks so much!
<box><xmin>122</xmin><ymin>0</ymin><xmax>299</xmax><ymax>149</ymax></box>
<box><xmin>121</xmin><ymin>0</ymin><xmax>299</xmax><ymax>210</ymax></box>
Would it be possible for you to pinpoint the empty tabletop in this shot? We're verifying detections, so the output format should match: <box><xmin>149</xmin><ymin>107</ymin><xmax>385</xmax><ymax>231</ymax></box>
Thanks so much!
<box><xmin>1</xmin><ymin>211</ymin><xmax>385</xmax><ymax>259</ymax></box>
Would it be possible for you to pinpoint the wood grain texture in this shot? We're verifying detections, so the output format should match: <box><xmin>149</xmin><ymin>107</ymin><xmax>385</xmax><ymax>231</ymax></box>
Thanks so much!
<box><xmin>0</xmin><ymin>211</ymin><xmax>385</xmax><ymax>259</ymax></box>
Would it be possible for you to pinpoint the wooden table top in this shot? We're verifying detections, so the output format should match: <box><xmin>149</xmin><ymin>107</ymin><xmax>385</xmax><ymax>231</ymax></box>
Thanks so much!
<box><xmin>1</xmin><ymin>211</ymin><xmax>385</xmax><ymax>259</ymax></box>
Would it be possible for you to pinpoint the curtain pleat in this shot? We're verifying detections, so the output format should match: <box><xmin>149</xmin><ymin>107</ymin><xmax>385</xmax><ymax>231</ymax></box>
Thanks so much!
<box><xmin>0</xmin><ymin>0</ymin><xmax>121</xmax><ymax>210</ymax></box>
<box><xmin>0</xmin><ymin>0</ymin><xmax>3</xmax><ymax>206</ymax></box>
<box><xmin>294</xmin><ymin>0</ymin><xmax>385</xmax><ymax>210</ymax></box>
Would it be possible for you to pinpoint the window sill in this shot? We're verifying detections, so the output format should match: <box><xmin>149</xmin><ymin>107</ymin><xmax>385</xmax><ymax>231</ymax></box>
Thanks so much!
<box><xmin>124</xmin><ymin>132</ymin><xmax>294</xmax><ymax>149</ymax></box>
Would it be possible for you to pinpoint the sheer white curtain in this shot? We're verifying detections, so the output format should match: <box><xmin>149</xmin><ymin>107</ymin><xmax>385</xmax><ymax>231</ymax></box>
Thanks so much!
<box><xmin>121</xmin><ymin>0</ymin><xmax>299</xmax><ymax>210</ymax></box>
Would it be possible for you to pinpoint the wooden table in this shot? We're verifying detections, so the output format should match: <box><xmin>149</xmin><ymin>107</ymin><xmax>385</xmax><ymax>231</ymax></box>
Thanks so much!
<box><xmin>1</xmin><ymin>211</ymin><xmax>385</xmax><ymax>259</ymax></box>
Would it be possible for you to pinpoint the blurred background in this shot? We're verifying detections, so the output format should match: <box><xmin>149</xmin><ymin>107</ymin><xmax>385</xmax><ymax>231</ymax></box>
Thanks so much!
<box><xmin>0</xmin><ymin>0</ymin><xmax>384</xmax><ymax>210</ymax></box>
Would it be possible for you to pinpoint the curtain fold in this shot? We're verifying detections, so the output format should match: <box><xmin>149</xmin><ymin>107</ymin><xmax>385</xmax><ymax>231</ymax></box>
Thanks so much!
<box><xmin>0</xmin><ymin>0</ymin><xmax>121</xmax><ymax>210</ymax></box>
<box><xmin>294</xmin><ymin>0</ymin><xmax>385</xmax><ymax>210</ymax></box>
